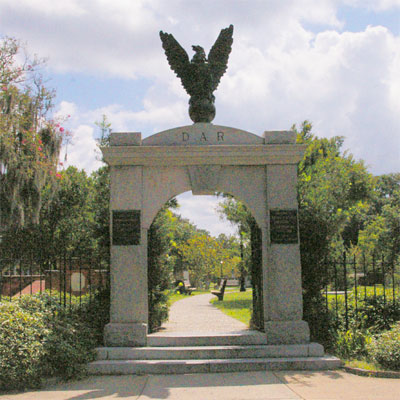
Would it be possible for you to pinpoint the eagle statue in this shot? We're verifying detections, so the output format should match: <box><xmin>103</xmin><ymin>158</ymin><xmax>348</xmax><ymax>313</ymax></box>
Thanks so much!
<box><xmin>160</xmin><ymin>25</ymin><xmax>234</xmax><ymax>123</ymax></box>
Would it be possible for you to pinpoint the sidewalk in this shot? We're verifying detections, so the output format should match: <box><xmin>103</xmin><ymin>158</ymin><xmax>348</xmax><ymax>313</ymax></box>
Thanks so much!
<box><xmin>1</xmin><ymin>370</ymin><xmax>399</xmax><ymax>399</ymax></box>
<box><xmin>1</xmin><ymin>293</ymin><xmax>399</xmax><ymax>399</ymax></box>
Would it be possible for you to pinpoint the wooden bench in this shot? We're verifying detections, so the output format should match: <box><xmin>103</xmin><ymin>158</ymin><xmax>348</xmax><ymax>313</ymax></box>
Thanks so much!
<box><xmin>211</xmin><ymin>278</ymin><xmax>227</xmax><ymax>301</ymax></box>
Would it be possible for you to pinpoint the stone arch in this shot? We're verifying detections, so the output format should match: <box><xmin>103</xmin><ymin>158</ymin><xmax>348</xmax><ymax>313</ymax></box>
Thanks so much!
<box><xmin>101</xmin><ymin>124</ymin><xmax>310</xmax><ymax>347</ymax></box>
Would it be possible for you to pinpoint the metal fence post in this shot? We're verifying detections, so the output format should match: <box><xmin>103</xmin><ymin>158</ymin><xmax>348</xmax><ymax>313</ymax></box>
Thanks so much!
<box><xmin>343</xmin><ymin>252</ymin><xmax>349</xmax><ymax>331</ymax></box>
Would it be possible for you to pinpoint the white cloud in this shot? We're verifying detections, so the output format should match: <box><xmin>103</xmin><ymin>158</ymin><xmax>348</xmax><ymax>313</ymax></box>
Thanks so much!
<box><xmin>0</xmin><ymin>0</ymin><xmax>343</xmax><ymax>78</ymax></box>
<box><xmin>54</xmin><ymin>101</ymin><xmax>77</xmax><ymax>121</ymax></box>
<box><xmin>175</xmin><ymin>192</ymin><xmax>237</xmax><ymax>238</ymax></box>
<box><xmin>216</xmin><ymin>25</ymin><xmax>400</xmax><ymax>174</ymax></box>
<box><xmin>86</xmin><ymin>98</ymin><xmax>187</xmax><ymax>133</ymax></box>
<box><xmin>60</xmin><ymin>124</ymin><xmax>104</xmax><ymax>174</ymax></box>
<box><xmin>3</xmin><ymin>0</ymin><xmax>398</xmax><ymax>175</ymax></box>
<box><xmin>342</xmin><ymin>0</ymin><xmax>400</xmax><ymax>11</ymax></box>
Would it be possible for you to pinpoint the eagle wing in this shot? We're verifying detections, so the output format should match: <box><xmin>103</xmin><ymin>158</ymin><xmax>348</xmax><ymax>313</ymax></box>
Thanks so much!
<box><xmin>208</xmin><ymin>25</ymin><xmax>234</xmax><ymax>91</ymax></box>
<box><xmin>160</xmin><ymin>31</ymin><xmax>194</xmax><ymax>95</ymax></box>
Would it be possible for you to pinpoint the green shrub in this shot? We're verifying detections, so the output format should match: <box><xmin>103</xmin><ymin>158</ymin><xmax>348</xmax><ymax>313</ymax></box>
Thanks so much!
<box><xmin>358</xmin><ymin>296</ymin><xmax>400</xmax><ymax>332</ymax></box>
<box><xmin>77</xmin><ymin>287</ymin><xmax>110</xmax><ymax>345</ymax></box>
<box><xmin>39</xmin><ymin>311</ymin><xmax>96</xmax><ymax>379</ymax></box>
<box><xmin>326</xmin><ymin>292</ymin><xmax>400</xmax><ymax>334</ymax></box>
<box><xmin>303</xmin><ymin>294</ymin><xmax>336</xmax><ymax>350</ymax></box>
<box><xmin>367</xmin><ymin>325</ymin><xmax>400</xmax><ymax>371</ymax></box>
<box><xmin>333</xmin><ymin>324</ymin><xmax>373</xmax><ymax>359</ymax></box>
<box><xmin>0</xmin><ymin>301</ymin><xmax>48</xmax><ymax>390</ymax></box>
<box><xmin>148</xmin><ymin>289</ymin><xmax>169</xmax><ymax>332</ymax></box>
<box><xmin>0</xmin><ymin>290</ymin><xmax>107</xmax><ymax>391</ymax></box>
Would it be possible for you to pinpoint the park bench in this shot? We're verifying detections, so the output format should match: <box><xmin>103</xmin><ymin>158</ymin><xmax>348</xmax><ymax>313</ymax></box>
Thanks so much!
<box><xmin>211</xmin><ymin>278</ymin><xmax>227</xmax><ymax>301</ymax></box>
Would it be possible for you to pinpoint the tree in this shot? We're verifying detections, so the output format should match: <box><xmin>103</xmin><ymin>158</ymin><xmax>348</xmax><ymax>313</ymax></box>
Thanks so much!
<box><xmin>90</xmin><ymin>166</ymin><xmax>110</xmax><ymax>263</ymax></box>
<box><xmin>295</xmin><ymin>121</ymin><xmax>374</xmax><ymax>342</ymax></box>
<box><xmin>39</xmin><ymin>167</ymin><xmax>95</xmax><ymax>259</ymax></box>
<box><xmin>217</xmin><ymin>194</ymin><xmax>252</xmax><ymax>291</ymax></box>
<box><xmin>217</xmin><ymin>195</ymin><xmax>264</xmax><ymax>327</ymax></box>
<box><xmin>216</xmin><ymin>122</ymin><xmax>375</xmax><ymax>337</ymax></box>
<box><xmin>147</xmin><ymin>200</ymin><xmax>179</xmax><ymax>332</ymax></box>
<box><xmin>358</xmin><ymin>173</ymin><xmax>400</xmax><ymax>266</ymax></box>
<box><xmin>179</xmin><ymin>232</ymin><xmax>226</xmax><ymax>288</ymax></box>
<box><xmin>0</xmin><ymin>37</ymin><xmax>68</xmax><ymax>234</ymax></box>
<box><xmin>162</xmin><ymin>213</ymin><xmax>198</xmax><ymax>278</ymax></box>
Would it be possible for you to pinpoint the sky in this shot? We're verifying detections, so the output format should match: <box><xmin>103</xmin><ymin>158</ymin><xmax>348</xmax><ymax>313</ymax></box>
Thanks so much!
<box><xmin>1</xmin><ymin>0</ymin><xmax>399</xmax><ymax>237</ymax></box>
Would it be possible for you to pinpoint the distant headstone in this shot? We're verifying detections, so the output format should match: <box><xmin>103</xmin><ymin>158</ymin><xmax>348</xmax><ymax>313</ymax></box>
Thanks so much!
<box><xmin>183</xmin><ymin>270</ymin><xmax>190</xmax><ymax>282</ymax></box>
<box><xmin>70</xmin><ymin>272</ymin><xmax>86</xmax><ymax>292</ymax></box>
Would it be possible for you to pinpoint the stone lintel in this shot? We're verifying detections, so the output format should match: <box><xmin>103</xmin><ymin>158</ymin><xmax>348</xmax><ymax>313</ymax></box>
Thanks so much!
<box><xmin>101</xmin><ymin>144</ymin><xmax>307</xmax><ymax>167</ymax></box>
<box><xmin>264</xmin><ymin>320</ymin><xmax>310</xmax><ymax>344</ymax></box>
<box><xmin>110</xmin><ymin>132</ymin><xmax>142</xmax><ymax>146</ymax></box>
<box><xmin>104</xmin><ymin>322</ymin><xmax>147</xmax><ymax>347</ymax></box>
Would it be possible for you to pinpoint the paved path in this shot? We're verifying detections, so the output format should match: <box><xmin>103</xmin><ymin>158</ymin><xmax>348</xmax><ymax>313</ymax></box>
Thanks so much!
<box><xmin>2</xmin><ymin>370</ymin><xmax>400</xmax><ymax>399</ymax></box>
<box><xmin>154</xmin><ymin>292</ymin><xmax>250</xmax><ymax>334</ymax></box>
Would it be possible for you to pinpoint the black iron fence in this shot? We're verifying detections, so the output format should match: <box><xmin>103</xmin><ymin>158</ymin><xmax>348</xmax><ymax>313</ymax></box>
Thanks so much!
<box><xmin>0</xmin><ymin>255</ymin><xmax>109</xmax><ymax>308</ymax></box>
<box><xmin>2</xmin><ymin>251</ymin><xmax>399</xmax><ymax>333</ymax></box>
<box><xmin>323</xmin><ymin>252</ymin><xmax>400</xmax><ymax>330</ymax></box>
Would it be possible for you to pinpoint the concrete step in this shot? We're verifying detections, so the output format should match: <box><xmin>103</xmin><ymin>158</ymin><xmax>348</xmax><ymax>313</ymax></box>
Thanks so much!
<box><xmin>88</xmin><ymin>356</ymin><xmax>343</xmax><ymax>375</ymax></box>
<box><xmin>147</xmin><ymin>332</ymin><xmax>268</xmax><ymax>347</ymax></box>
<box><xmin>96</xmin><ymin>343</ymin><xmax>325</xmax><ymax>361</ymax></box>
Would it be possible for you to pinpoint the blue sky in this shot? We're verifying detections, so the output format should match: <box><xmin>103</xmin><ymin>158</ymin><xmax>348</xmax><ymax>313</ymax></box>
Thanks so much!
<box><xmin>1</xmin><ymin>0</ymin><xmax>399</xmax><ymax>237</ymax></box>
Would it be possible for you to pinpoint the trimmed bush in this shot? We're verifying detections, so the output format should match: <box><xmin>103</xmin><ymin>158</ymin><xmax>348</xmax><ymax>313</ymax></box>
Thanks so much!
<box><xmin>368</xmin><ymin>325</ymin><xmax>400</xmax><ymax>371</ymax></box>
<box><xmin>0</xmin><ymin>301</ymin><xmax>48</xmax><ymax>390</ymax></box>
<box><xmin>148</xmin><ymin>290</ymin><xmax>169</xmax><ymax>332</ymax></box>
<box><xmin>0</xmin><ymin>290</ymin><xmax>108</xmax><ymax>391</ymax></box>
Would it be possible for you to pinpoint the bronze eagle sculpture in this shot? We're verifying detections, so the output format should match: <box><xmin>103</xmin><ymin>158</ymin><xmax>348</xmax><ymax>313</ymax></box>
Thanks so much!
<box><xmin>160</xmin><ymin>25</ymin><xmax>233</xmax><ymax>123</ymax></box>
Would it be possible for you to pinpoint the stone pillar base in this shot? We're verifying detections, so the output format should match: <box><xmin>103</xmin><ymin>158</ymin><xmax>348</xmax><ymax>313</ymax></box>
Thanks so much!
<box><xmin>264</xmin><ymin>320</ymin><xmax>310</xmax><ymax>344</ymax></box>
<box><xmin>104</xmin><ymin>323</ymin><xmax>147</xmax><ymax>347</ymax></box>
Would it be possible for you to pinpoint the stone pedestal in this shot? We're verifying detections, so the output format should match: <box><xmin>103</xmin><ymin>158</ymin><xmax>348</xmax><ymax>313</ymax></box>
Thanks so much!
<box><xmin>264</xmin><ymin>321</ymin><xmax>310</xmax><ymax>344</ymax></box>
<box><xmin>104</xmin><ymin>323</ymin><xmax>147</xmax><ymax>347</ymax></box>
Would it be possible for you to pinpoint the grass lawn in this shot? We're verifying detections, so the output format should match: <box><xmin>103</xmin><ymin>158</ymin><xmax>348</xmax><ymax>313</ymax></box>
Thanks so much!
<box><xmin>210</xmin><ymin>289</ymin><xmax>253</xmax><ymax>326</ymax></box>
<box><xmin>344</xmin><ymin>359</ymin><xmax>388</xmax><ymax>372</ymax></box>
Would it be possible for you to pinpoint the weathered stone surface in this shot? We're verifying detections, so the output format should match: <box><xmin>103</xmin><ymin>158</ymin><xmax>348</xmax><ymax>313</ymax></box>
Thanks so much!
<box><xmin>110</xmin><ymin>132</ymin><xmax>142</xmax><ymax>146</ymax></box>
<box><xmin>101</xmin><ymin>124</ymin><xmax>312</xmax><ymax>348</ymax></box>
<box><xmin>102</xmin><ymin>144</ymin><xmax>306</xmax><ymax>167</ymax></box>
<box><xmin>104</xmin><ymin>323</ymin><xmax>147</xmax><ymax>347</ymax></box>
<box><xmin>142</xmin><ymin>123</ymin><xmax>264</xmax><ymax>146</ymax></box>
<box><xmin>187</xmin><ymin>165</ymin><xmax>221</xmax><ymax>195</ymax></box>
<box><xmin>96</xmin><ymin>343</ymin><xmax>325</xmax><ymax>360</ymax></box>
<box><xmin>264</xmin><ymin>321</ymin><xmax>310</xmax><ymax>344</ymax></box>
<box><xmin>264</xmin><ymin>130</ymin><xmax>296</xmax><ymax>144</ymax></box>
<box><xmin>88</xmin><ymin>356</ymin><xmax>342</xmax><ymax>375</ymax></box>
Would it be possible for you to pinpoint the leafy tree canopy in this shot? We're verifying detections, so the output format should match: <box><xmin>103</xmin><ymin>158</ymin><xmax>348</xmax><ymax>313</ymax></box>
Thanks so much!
<box><xmin>0</xmin><ymin>37</ymin><xmax>69</xmax><ymax>231</ymax></box>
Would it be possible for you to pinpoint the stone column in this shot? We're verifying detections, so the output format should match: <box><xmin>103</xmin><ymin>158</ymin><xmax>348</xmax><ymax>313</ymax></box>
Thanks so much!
<box><xmin>103</xmin><ymin>164</ymin><xmax>149</xmax><ymax>347</ymax></box>
<box><xmin>263</xmin><ymin>163</ymin><xmax>310</xmax><ymax>344</ymax></box>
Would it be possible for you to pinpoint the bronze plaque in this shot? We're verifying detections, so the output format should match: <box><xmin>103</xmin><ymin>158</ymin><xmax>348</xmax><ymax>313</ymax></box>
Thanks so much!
<box><xmin>112</xmin><ymin>210</ymin><xmax>141</xmax><ymax>246</ymax></box>
<box><xmin>270</xmin><ymin>209</ymin><xmax>298</xmax><ymax>244</ymax></box>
